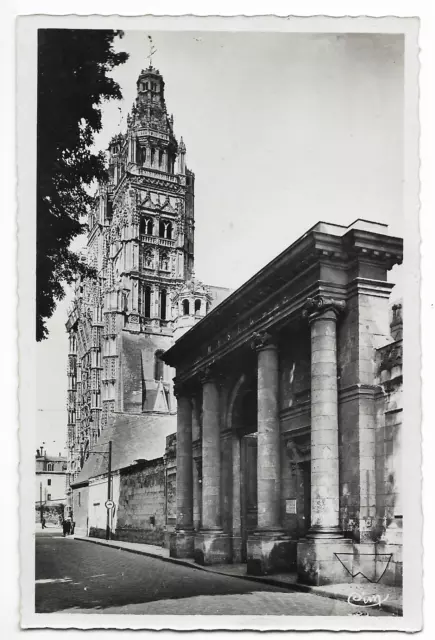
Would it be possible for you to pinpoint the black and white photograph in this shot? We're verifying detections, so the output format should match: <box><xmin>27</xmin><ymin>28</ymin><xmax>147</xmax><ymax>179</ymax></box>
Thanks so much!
<box><xmin>16</xmin><ymin>12</ymin><xmax>422</xmax><ymax>632</ymax></box>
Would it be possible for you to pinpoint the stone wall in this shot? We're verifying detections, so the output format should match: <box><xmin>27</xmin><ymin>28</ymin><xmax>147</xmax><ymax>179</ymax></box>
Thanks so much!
<box><xmin>88</xmin><ymin>473</ymin><xmax>120</xmax><ymax>539</ymax></box>
<box><xmin>374</xmin><ymin>338</ymin><xmax>403</xmax><ymax>536</ymax></box>
<box><xmin>72</xmin><ymin>484</ymin><xmax>89</xmax><ymax>535</ymax></box>
<box><xmin>115</xmin><ymin>453</ymin><xmax>176</xmax><ymax>546</ymax></box>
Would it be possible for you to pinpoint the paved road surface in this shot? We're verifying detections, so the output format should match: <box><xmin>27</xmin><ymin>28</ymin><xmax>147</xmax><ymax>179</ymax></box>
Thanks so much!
<box><xmin>35</xmin><ymin>530</ymin><xmax>389</xmax><ymax>616</ymax></box>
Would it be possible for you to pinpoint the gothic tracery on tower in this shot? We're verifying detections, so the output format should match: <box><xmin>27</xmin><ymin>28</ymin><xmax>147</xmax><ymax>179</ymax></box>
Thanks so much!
<box><xmin>65</xmin><ymin>63</ymin><xmax>230</xmax><ymax>494</ymax></box>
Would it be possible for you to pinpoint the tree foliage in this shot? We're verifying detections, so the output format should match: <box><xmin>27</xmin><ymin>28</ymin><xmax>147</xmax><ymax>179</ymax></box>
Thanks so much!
<box><xmin>37</xmin><ymin>29</ymin><xmax>129</xmax><ymax>341</ymax></box>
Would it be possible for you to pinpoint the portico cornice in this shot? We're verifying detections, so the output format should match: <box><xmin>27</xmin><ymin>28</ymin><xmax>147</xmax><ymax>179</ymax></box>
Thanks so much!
<box><xmin>170</xmin><ymin>282</ymin><xmax>346</xmax><ymax>386</ymax></box>
<box><xmin>163</xmin><ymin>222</ymin><xmax>403</xmax><ymax>384</ymax></box>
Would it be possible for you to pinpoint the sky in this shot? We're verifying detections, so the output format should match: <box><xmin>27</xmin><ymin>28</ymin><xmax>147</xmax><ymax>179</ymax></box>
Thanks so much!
<box><xmin>36</xmin><ymin>30</ymin><xmax>404</xmax><ymax>455</ymax></box>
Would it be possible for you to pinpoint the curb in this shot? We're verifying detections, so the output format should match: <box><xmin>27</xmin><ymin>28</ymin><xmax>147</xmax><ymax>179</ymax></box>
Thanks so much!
<box><xmin>75</xmin><ymin>537</ymin><xmax>402</xmax><ymax>616</ymax></box>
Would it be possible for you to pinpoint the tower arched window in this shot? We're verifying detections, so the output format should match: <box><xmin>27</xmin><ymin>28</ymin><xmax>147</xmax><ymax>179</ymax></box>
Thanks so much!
<box><xmin>160</xmin><ymin>289</ymin><xmax>167</xmax><ymax>320</ymax></box>
<box><xmin>183</xmin><ymin>299</ymin><xmax>190</xmax><ymax>316</ymax></box>
<box><xmin>154</xmin><ymin>350</ymin><xmax>165</xmax><ymax>381</ymax></box>
<box><xmin>140</xmin><ymin>217</ymin><xmax>153</xmax><ymax>236</ymax></box>
<box><xmin>159</xmin><ymin>220</ymin><xmax>172</xmax><ymax>239</ymax></box>
<box><xmin>195</xmin><ymin>299</ymin><xmax>201</xmax><ymax>314</ymax></box>
<box><xmin>144</xmin><ymin>286</ymin><xmax>151</xmax><ymax>317</ymax></box>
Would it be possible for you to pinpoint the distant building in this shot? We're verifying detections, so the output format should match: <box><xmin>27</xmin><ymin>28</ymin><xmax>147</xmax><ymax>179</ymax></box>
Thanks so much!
<box><xmin>65</xmin><ymin>62</ymin><xmax>230</xmax><ymax>530</ymax></box>
<box><xmin>35</xmin><ymin>447</ymin><xmax>68</xmax><ymax>516</ymax></box>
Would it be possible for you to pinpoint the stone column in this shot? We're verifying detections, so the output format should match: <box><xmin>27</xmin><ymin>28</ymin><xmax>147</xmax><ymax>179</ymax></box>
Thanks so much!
<box><xmin>201</xmin><ymin>371</ymin><xmax>221</xmax><ymax>530</ymax></box>
<box><xmin>297</xmin><ymin>295</ymin><xmax>352</xmax><ymax>587</ymax></box>
<box><xmin>254</xmin><ymin>332</ymin><xmax>281</xmax><ymax>530</ymax></box>
<box><xmin>194</xmin><ymin>367</ymin><xmax>230</xmax><ymax>565</ymax></box>
<box><xmin>246</xmin><ymin>331</ymin><xmax>296</xmax><ymax>575</ymax></box>
<box><xmin>303</xmin><ymin>296</ymin><xmax>345</xmax><ymax>538</ymax></box>
<box><xmin>169</xmin><ymin>386</ymin><xmax>194</xmax><ymax>558</ymax></box>
<box><xmin>144</xmin><ymin>145</ymin><xmax>150</xmax><ymax>167</ymax></box>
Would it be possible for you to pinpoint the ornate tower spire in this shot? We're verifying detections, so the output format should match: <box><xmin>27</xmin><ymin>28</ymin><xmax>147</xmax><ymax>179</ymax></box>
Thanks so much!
<box><xmin>129</xmin><ymin>63</ymin><xmax>178</xmax><ymax>174</ymax></box>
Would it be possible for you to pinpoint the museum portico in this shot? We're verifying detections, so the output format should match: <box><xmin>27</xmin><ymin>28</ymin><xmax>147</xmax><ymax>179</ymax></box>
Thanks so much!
<box><xmin>162</xmin><ymin>219</ymin><xmax>404</xmax><ymax>586</ymax></box>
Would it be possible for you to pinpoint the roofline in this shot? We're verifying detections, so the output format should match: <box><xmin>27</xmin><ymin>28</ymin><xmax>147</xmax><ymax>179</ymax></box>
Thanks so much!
<box><xmin>70</xmin><ymin>479</ymin><xmax>89</xmax><ymax>489</ymax></box>
<box><xmin>162</xmin><ymin>221</ymin><xmax>403</xmax><ymax>366</ymax></box>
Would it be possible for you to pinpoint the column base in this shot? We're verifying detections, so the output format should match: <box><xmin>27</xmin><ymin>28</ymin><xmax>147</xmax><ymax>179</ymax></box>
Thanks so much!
<box><xmin>247</xmin><ymin>530</ymin><xmax>297</xmax><ymax>576</ymax></box>
<box><xmin>382</xmin><ymin>515</ymin><xmax>403</xmax><ymax>545</ymax></box>
<box><xmin>306</xmin><ymin>525</ymin><xmax>344</xmax><ymax>539</ymax></box>
<box><xmin>194</xmin><ymin>529</ymin><xmax>231</xmax><ymax>565</ymax></box>
<box><xmin>297</xmin><ymin>537</ymin><xmax>353</xmax><ymax>586</ymax></box>
<box><xmin>231</xmin><ymin>535</ymin><xmax>243</xmax><ymax>564</ymax></box>
<box><xmin>169</xmin><ymin>529</ymin><xmax>195</xmax><ymax>559</ymax></box>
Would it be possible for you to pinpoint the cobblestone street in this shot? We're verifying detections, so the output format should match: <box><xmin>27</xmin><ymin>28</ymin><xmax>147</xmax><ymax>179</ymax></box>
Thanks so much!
<box><xmin>35</xmin><ymin>531</ymin><xmax>389</xmax><ymax>616</ymax></box>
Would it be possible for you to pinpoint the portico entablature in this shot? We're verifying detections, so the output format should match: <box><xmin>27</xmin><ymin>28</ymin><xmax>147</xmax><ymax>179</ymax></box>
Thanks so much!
<box><xmin>163</xmin><ymin>222</ymin><xmax>402</xmax><ymax>386</ymax></box>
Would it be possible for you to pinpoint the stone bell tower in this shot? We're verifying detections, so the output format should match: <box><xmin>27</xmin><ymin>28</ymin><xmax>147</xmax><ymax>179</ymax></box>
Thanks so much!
<box><xmin>66</xmin><ymin>61</ymin><xmax>197</xmax><ymax>486</ymax></box>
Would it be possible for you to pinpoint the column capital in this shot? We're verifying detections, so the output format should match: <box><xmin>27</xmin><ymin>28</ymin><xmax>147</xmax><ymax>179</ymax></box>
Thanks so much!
<box><xmin>199</xmin><ymin>365</ymin><xmax>220</xmax><ymax>385</ymax></box>
<box><xmin>302</xmin><ymin>295</ymin><xmax>346</xmax><ymax>322</ymax></box>
<box><xmin>250</xmin><ymin>330</ymin><xmax>276</xmax><ymax>352</ymax></box>
<box><xmin>173</xmin><ymin>380</ymin><xmax>191</xmax><ymax>399</ymax></box>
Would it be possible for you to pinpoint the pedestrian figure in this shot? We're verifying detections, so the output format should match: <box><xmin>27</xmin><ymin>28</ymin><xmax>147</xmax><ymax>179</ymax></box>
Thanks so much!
<box><xmin>62</xmin><ymin>518</ymin><xmax>68</xmax><ymax>537</ymax></box>
<box><xmin>41</xmin><ymin>517</ymin><xmax>46</xmax><ymax>529</ymax></box>
<box><xmin>70</xmin><ymin>520</ymin><xmax>76</xmax><ymax>535</ymax></box>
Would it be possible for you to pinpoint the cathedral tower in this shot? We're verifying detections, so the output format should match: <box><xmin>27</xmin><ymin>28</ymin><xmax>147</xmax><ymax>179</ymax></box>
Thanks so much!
<box><xmin>66</xmin><ymin>62</ymin><xmax>197</xmax><ymax>484</ymax></box>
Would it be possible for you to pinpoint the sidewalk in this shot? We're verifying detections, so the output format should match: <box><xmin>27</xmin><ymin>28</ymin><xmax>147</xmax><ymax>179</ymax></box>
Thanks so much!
<box><xmin>74</xmin><ymin>536</ymin><xmax>402</xmax><ymax>615</ymax></box>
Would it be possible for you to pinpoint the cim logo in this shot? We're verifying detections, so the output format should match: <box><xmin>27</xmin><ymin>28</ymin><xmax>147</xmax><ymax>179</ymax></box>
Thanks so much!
<box><xmin>347</xmin><ymin>592</ymin><xmax>389</xmax><ymax>608</ymax></box>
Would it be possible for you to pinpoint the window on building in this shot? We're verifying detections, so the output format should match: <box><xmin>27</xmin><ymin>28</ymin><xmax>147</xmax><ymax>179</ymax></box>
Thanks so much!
<box><xmin>159</xmin><ymin>149</ymin><xmax>163</xmax><ymax>168</ymax></box>
<box><xmin>47</xmin><ymin>494</ymin><xmax>51</xmax><ymax>501</ymax></box>
<box><xmin>140</xmin><ymin>217</ymin><xmax>153</xmax><ymax>236</ymax></box>
<box><xmin>154</xmin><ymin>350</ymin><xmax>165</xmax><ymax>381</ymax></box>
<box><xmin>47</xmin><ymin>479</ymin><xmax>51</xmax><ymax>486</ymax></box>
<box><xmin>47</xmin><ymin>463</ymin><xmax>54</xmax><ymax>472</ymax></box>
<box><xmin>159</xmin><ymin>220</ymin><xmax>172</xmax><ymax>239</ymax></box>
<box><xmin>150</xmin><ymin>148</ymin><xmax>155</xmax><ymax>166</ymax></box>
<box><xmin>78</xmin><ymin>492</ymin><xmax>81</xmax><ymax>507</ymax></box>
<box><xmin>195</xmin><ymin>299</ymin><xmax>201</xmax><ymax>313</ymax></box>
<box><xmin>145</xmin><ymin>82</ymin><xmax>149</xmax><ymax>90</ymax></box>
<box><xmin>144</xmin><ymin>286</ymin><xmax>151</xmax><ymax>317</ymax></box>
<box><xmin>183</xmin><ymin>299</ymin><xmax>190</xmax><ymax>315</ymax></box>
<box><xmin>160</xmin><ymin>289</ymin><xmax>167</xmax><ymax>320</ymax></box>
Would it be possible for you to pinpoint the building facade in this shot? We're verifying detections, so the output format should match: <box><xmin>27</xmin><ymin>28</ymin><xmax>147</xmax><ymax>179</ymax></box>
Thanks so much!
<box><xmin>66</xmin><ymin>64</ymin><xmax>229</xmax><ymax>520</ymax></box>
<box><xmin>163</xmin><ymin>220</ymin><xmax>403</xmax><ymax>587</ymax></box>
<box><xmin>35</xmin><ymin>447</ymin><xmax>68</xmax><ymax>520</ymax></box>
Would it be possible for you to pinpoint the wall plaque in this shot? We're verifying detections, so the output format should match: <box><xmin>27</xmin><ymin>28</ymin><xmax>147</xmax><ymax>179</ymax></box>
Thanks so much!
<box><xmin>286</xmin><ymin>499</ymin><xmax>297</xmax><ymax>514</ymax></box>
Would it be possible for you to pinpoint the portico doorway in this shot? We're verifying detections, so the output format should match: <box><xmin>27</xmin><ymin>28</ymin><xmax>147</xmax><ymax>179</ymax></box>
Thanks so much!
<box><xmin>240</xmin><ymin>433</ymin><xmax>258</xmax><ymax>562</ymax></box>
<box><xmin>228</xmin><ymin>371</ymin><xmax>258</xmax><ymax>563</ymax></box>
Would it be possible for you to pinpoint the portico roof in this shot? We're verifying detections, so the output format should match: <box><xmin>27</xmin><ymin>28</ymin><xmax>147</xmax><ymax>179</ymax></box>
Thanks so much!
<box><xmin>162</xmin><ymin>219</ymin><xmax>403</xmax><ymax>375</ymax></box>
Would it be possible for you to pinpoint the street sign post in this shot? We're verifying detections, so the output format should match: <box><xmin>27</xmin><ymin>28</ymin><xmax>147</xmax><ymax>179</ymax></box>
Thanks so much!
<box><xmin>105</xmin><ymin>499</ymin><xmax>115</xmax><ymax>510</ymax></box>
